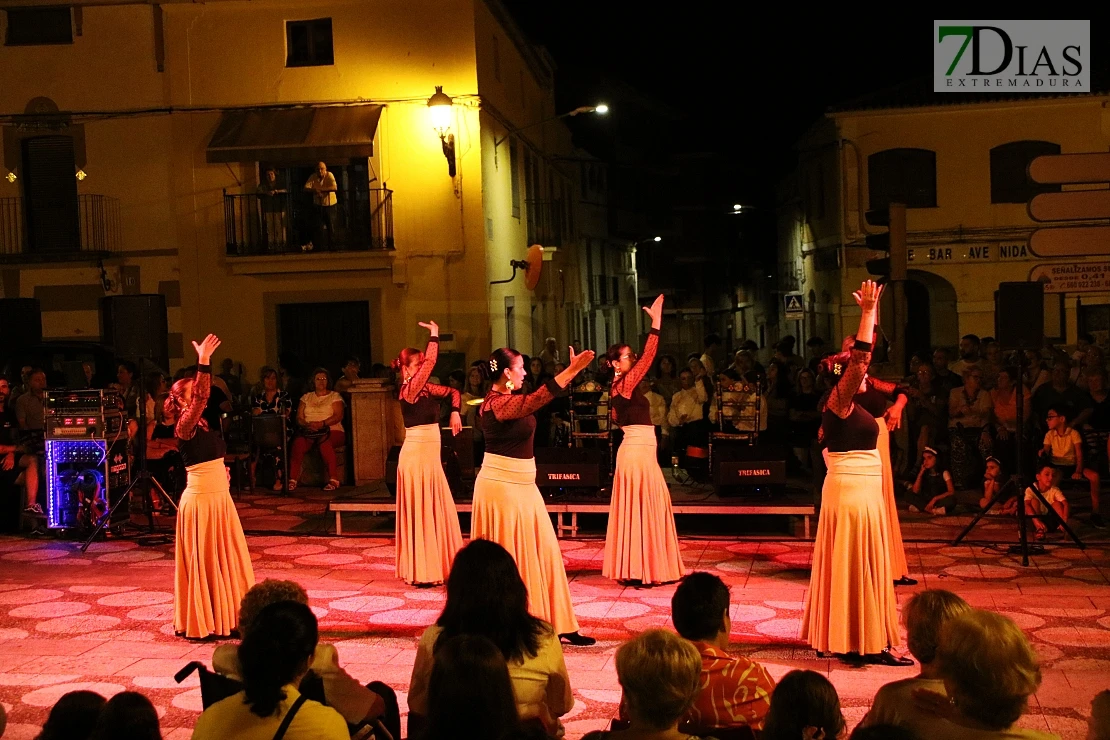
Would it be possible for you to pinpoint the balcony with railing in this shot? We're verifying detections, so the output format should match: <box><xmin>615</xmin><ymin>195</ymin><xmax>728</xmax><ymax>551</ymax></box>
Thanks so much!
<box><xmin>224</xmin><ymin>187</ymin><xmax>394</xmax><ymax>256</ymax></box>
<box><xmin>0</xmin><ymin>194</ymin><xmax>122</xmax><ymax>263</ymax></box>
<box><xmin>526</xmin><ymin>199</ymin><xmax>571</xmax><ymax>248</ymax></box>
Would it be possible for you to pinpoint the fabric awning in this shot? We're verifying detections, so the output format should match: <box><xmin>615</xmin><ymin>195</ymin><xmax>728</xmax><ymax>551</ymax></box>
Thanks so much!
<box><xmin>206</xmin><ymin>105</ymin><xmax>383</xmax><ymax>164</ymax></box>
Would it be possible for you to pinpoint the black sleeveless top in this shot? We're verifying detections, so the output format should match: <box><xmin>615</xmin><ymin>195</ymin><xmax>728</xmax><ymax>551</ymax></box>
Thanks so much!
<box><xmin>822</xmin><ymin>404</ymin><xmax>879</xmax><ymax>452</ymax></box>
<box><xmin>176</xmin><ymin>367</ymin><xmax>227</xmax><ymax>467</ymax></box>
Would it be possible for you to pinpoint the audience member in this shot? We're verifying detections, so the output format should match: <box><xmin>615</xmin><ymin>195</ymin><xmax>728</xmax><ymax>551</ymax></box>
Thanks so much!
<box><xmin>947</xmin><ymin>366</ymin><xmax>994</xmax><ymax>488</ymax></box>
<box><xmin>256</xmin><ymin>166</ymin><xmax>288</xmax><ymax>250</ymax></box>
<box><xmin>1024</xmin><ymin>350</ymin><xmax>1052</xmax><ymax>394</ymax></box>
<box><xmin>979</xmin><ymin>457</ymin><xmax>1016</xmax><ymax>514</ymax></box>
<box><xmin>333</xmin><ymin>356</ymin><xmax>362</xmax><ymax>394</ymax></box>
<box><xmin>304</xmin><ymin>161</ymin><xmax>338</xmax><ymax>251</ymax></box>
<box><xmin>1033</xmin><ymin>362</ymin><xmax>1092</xmax><ymax>434</ymax></box>
<box><xmin>988</xmin><ymin>367</ymin><xmax>1029</xmax><ymax>474</ymax></box>
<box><xmin>762</xmin><ymin>670</ymin><xmax>846</xmax><ymax>740</ymax></box>
<box><xmin>113</xmin><ymin>360</ymin><xmax>141</xmax><ymax>419</ymax></box>
<box><xmin>289</xmin><ymin>368</ymin><xmax>345</xmax><ymax>492</ymax></box>
<box><xmin>670</xmin><ymin>572</ymin><xmax>775</xmax><ymax>730</ymax></box>
<box><xmin>907</xmin><ymin>363</ymin><xmax>947</xmax><ymax>469</ymax></box>
<box><xmin>408</xmin><ymin>539</ymin><xmax>573</xmax><ymax>738</ymax></box>
<box><xmin>860</xmin><ymin>590</ymin><xmax>971</xmax><ymax>735</ymax></box>
<box><xmin>212</xmin><ymin>579</ymin><xmax>395</xmax><ymax>734</ymax></box>
<box><xmin>15</xmin><ymin>368</ymin><xmax>46</xmax><ymax>431</ymax></box>
<box><xmin>1084</xmin><ymin>369</ymin><xmax>1110</xmax><ymax>472</ymax></box>
<box><xmin>950</xmin><ymin>335</ymin><xmax>982</xmax><ymax>377</ymax></box>
<box><xmin>35</xmin><ymin>690</ymin><xmax>106</xmax><ymax>740</ymax></box>
<box><xmin>653</xmin><ymin>354</ymin><xmax>681</xmax><ymax>408</ymax></box>
<box><xmin>192</xmin><ymin>601</ymin><xmax>348</xmax><ymax>739</ymax></box>
<box><xmin>700</xmin><ymin>334</ymin><xmax>722</xmax><ymax>377</ymax></box>
<box><xmin>1025</xmin><ymin>462</ymin><xmax>1070</xmax><ymax>540</ymax></box>
<box><xmin>668</xmin><ymin>369</ymin><xmax>709</xmax><ymax>463</ymax></box>
<box><xmin>724</xmin><ymin>350</ymin><xmax>760</xmax><ymax>384</ymax></box>
<box><xmin>1041</xmin><ymin>405</ymin><xmax>1102</xmax><ymax>528</ymax></box>
<box><xmin>1089</xmin><ymin>690</ymin><xmax>1110</xmax><ymax>740</ymax></box>
<box><xmin>763</xmin><ymin>359</ymin><xmax>793</xmax><ymax>445</ymax></box>
<box><xmin>421</xmin><ymin>634</ymin><xmax>533</xmax><ymax>740</ymax></box>
<box><xmin>218</xmin><ymin>358</ymin><xmax>243</xmax><ymax>400</ymax></box>
<box><xmin>933</xmin><ymin>348</ymin><xmax>963</xmax><ymax>395</ymax></box>
<box><xmin>539</xmin><ymin>337</ymin><xmax>561</xmax><ymax>376</ymax></box>
<box><xmin>0</xmin><ymin>377</ymin><xmax>40</xmax><ymax>516</ymax></box>
<box><xmin>461</xmin><ymin>366</ymin><xmax>487</xmax><ymax>427</ymax></box>
<box><xmin>88</xmin><ymin>691</ymin><xmax>162</xmax><ymax>740</ymax></box>
<box><xmin>639</xmin><ymin>378</ymin><xmax>670</xmax><ymax>455</ymax></box>
<box><xmin>909</xmin><ymin>447</ymin><xmax>955</xmax><ymax>515</ymax></box>
<box><xmin>979</xmin><ymin>340</ymin><xmax>1002</xmax><ymax>390</ymax></box>
<box><xmin>583</xmin><ymin>630</ymin><xmax>706</xmax><ymax>740</ymax></box>
<box><xmin>775</xmin><ymin>335</ymin><xmax>805</xmax><ymax>376</ymax></box>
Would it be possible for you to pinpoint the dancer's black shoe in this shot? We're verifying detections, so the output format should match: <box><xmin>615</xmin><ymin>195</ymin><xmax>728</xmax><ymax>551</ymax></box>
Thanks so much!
<box><xmin>865</xmin><ymin>648</ymin><xmax>914</xmax><ymax>666</ymax></box>
<box><xmin>835</xmin><ymin>652</ymin><xmax>866</xmax><ymax>667</ymax></box>
<box><xmin>893</xmin><ymin>576</ymin><xmax>918</xmax><ymax>586</ymax></box>
<box><xmin>559</xmin><ymin>631</ymin><xmax>596</xmax><ymax>646</ymax></box>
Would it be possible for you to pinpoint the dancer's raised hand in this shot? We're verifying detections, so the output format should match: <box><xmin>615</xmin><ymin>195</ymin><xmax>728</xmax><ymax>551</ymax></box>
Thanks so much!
<box><xmin>643</xmin><ymin>294</ymin><xmax>665</xmax><ymax>328</ymax></box>
<box><xmin>852</xmin><ymin>280</ymin><xmax>883</xmax><ymax>312</ymax></box>
<box><xmin>418</xmin><ymin>321</ymin><xmax>439</xmax><ymax>337</ymax></box>
<box><xmin>191</xmin><ymin>335</ymin><xmax>221</xmax><ymax>364</ymax></box>
<box><xmin>568</xmin><ymin>347</ymin><xmax>595</xmax><ymax>373</ymax></box>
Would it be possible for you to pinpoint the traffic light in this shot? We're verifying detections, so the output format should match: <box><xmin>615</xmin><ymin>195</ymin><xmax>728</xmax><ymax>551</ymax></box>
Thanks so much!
<box><xmin>864</xmin><ymin>203</ymin><xmax>907</xmax><ymax>280</ymax></box>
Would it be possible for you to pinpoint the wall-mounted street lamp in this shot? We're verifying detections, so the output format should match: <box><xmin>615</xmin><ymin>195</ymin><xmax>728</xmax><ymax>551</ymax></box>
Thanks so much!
<box><xmin>4</xmin><ymin>170</ymin><xmax>16</xmax><ymax>183</ymax></box>
<box><xmin>427</xmin><ymin>86</ymin><xmax>456</xmax><ymax>177</ymax></box>
<box><xmin>494</xmin><ymin>103</ymin><xmax>609</xmax><ymax>149</ymax></box>
<box><xmin>632</xmin><ymin>236</ymin><xmax>662</xmax><ymax>247</ymax></box>
<box><xmin>75</xmin><ymin>169</ymin><xmax>87</xmax><ymax>181</ymax></box>
<box><xmin>730</xmin><ymin>204</ymin><xmax>755</xmax><ymax>214</ymax></box>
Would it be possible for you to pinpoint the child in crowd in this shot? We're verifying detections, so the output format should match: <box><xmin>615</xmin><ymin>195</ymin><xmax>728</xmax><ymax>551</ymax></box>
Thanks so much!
<box><xmin>979</xmin><ymin>456</ymin><xmax>1017</xmax><ymax>515</ymax></box>
<box><xmin>1042</xmin><ymin>405</ymin><xmax>1103</xmax><ymax>528</ymax></box>
<box><xmin>908</xmin><ymin>447</ymin><xmax>955</xmax><ymax>515</ymax></box>
<box><xmin>1025</xmin><ymin>462</ymin><xmax>1070</xmax><ymax>539</ymax></box>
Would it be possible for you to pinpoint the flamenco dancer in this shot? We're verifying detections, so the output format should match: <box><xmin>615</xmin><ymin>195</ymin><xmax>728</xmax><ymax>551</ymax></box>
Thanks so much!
<box><xmin>800</xmin><ymin>281</ymin><xmax>909</xmax><ymax>666</ymax></box>
<box><xmin>602</xmin><ymin>294</ymin><xmax>685</xmax><ymax>586</ymax></box>
<box><xmin>392</xmin><ymin>320</ymin><xmax>464</xmax><ymax>586</ymax></box>
<box><xmin>170</xmin><ymin>335</ymin><xmax>255</xmax><ymax>639</ymax></box>
<box><xmin>474</xmin><ymin>344</ymin><xmax>596</xmax><ymax>645</ymax></box>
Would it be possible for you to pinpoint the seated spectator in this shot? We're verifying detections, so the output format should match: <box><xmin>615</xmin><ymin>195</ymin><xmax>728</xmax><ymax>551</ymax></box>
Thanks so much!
<box><xmin>668</xmin><ymin>369</ymin><xmax>709</xmax><ymax>463</ymax></box>
<box><xmin>192</xmin><ymin>601</ymin><xmax>348</xmax><ymax>740</ymax></box>
<box><xmin>1033</xmin><ymin>362</ymin><xmax>1092</xmax><ymax>434</ymax></box>
<box><xmin>0</xmin><ymin>377</ymin><xmax>41</xmax><ymax>517</ymax></box>
<box><xmin>653</xmin><ymin>354</ymin><xmax>680</xmax><ymax>408</ymax></box>
<box><xmin>947</xmin><ymin>367</ymin><xmax>994</xmax><ymax>489</ymax></box>
<box><xmin>988</xmin><ymin>367</ymin><xmax>1030</xmax><ymax>475</ymax></box>
<box><xmin>88</xmin><ymin>691</ymin><xmax>162</xmax><ymax>740</ymax></box>
<box><xmin>860</xmin><ymin>590</ymin><xmax>971</xmax><ymax>735</ymax></box>
<box><xmin>583</xmin><ymin>630</ymin><xmax>706</xmax><ymax>740</ymax></box>
<box><xmin>909</xmin><ymin>447</ymin><xmax>955</xmax><ymax>515</ymax></box>
<box><xmin>670</xmin><ymin>572</ymin><xmax>775</xmax><ymax>730</ymax></box>
<box><xmin>1042</xmin><ymin>405</ymin><xmax>1103</xmax><ymax>528</ymax></box>
<box><xmin>333</xmin><ymin>356</ymin><xmax>362</xmax><ymax>394</ymax></box>
<box><xmin>36</xmin><ymin>690</ymin><xmax>106</xmax><ymax>740</ymax></box>
<box><xmin>408</xmin><ymin>539</ymin><xmax>573</xmax><ymax>738</ymax></box>
<box><xmin>915</xmin><ymin>609</ymin><xmax>1054</xmax><ymax>740</ymax></box>
<box><xmin>251</xmin><ymin>368</ymin><xmax>292</xmax><ymax>417</ymax></box>
<box><xmin>112</xmin><ymin>360</ymin><xmax>141</xmax><ymax>420</ymax></box>
<box><xmin>1089</xmin><ymin>690</ymin><xmax>1110</xmax><ymax>740</ymax></box>
<box><xmin>460</xmin><ymin>366</ymin><xmax>487</xmax><ymax>427</ymax></box>
<box><xmin>724</xmin><ymin>350</ymin><xmax>760</xmax><ymax>384</ymax></box>
<box><xmin>423</xmin><ymin>634</ymin><xmax>541</xmax><ymax>740</ymax></box>
<box><xmin>639</xmin><ymin>378</ymin><xmax>670</xmax><ymax>458</ymax></box>
<box><xmin>539</xmin><ymin>336</ymin><xmax>561</xmax><ymax>376</ymax></box>
<box><xmin>1025</xmin><ymin>462</ymin><xmax>1070</xmax><ymax>540</ymax></box>
<box><xmin>289</xmin><ymin>368</ymin><xmax>345</xmax><ymax>491</ymax></box>
<box><xmin>761</xmin><ymin>670</ymin><xmax>846</xmax><ymax>740</ymax></box>
<box><xmin>15</xmin><ymin>367</ymin><xmax>47</xmax><ymax>432</ymax></box>
<box><xmin>950</xmin><ymin>334</ymin><xmax>982</xmax><ymax>378</ymax></box>
<box><xmin>212</xmin><ymin>579</ymin><xmax>396</xmax><ymax>736</ymax></box>
<box><xmin>979</xmin><ymin>457</ymin><xmax>1016</xmax><ymax>515</ymax></box>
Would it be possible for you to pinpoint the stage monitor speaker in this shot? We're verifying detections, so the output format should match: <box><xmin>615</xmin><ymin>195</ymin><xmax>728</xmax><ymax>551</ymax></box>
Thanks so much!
<box><xmin>100</xmin><ymin>295</ymin><xmax>169</xmax><ymax>371</ymax></box>
<box><xmin>535</xmin><ymin>446</ymin><xmax>603</xmax><ymax>488</ymax></box>
<box><xmin>0</xmin><ymin>298</ymin><xmax>43</xmax><ymax>347</ymax></box>
<box><xmin>996</xmin><ymin>282</ymin><xmax>1044</xmax><ymax>350</ymax></box>
<box><xmin>712</xmin><ymin>443</ymin><xmax>787</xmax><ymax>488</ymax></box>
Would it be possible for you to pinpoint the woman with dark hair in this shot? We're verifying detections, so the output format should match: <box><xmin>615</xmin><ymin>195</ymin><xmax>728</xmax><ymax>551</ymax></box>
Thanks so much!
<box><xmin>653</xmin><ymin>354</ymin><xmax>680</xmax><ymax>408</ymax></box>
<box><xmin>601</xmin><ymin>294</ymin><xmax>684</xmax><ymax>587</ymax></box>
<box><xmin>35</xmin><ymin>690</ymin><xmax>106</xmax><ymax>740</ymax></box>
<box><xmin>192</xmin><ymin>601</ymin><xmax>348</xmax><ymax>739</ymax></box>
<box><xmin>88</xmin><ymin>691</ymin><xmax>162</xmax><ymax>740</ymax></box>
<box><xmin>167</xmin><ymin>335</ymin><xmax>254</xmax><ymax>640</ymax></box>
<box><xmin>800</xmin><ymin>280</ymin><xmax>906</xmax><ymax>666</ymax></box>
<box><xmin>474</xmin><ymin>343</ymin><xmax>596</xmax><ymax>645</ymax></box>
<box><xmin>762</xmin><ymin>670</ymin><xmax>846</xmax><ymax>740</ymax></box>
<box><xmin>408</xmin><ymin>539</ymin><xmax>573</xmax><ymax>738</ymax></box>
<box><xmin>289</xmin><ymin>367</ymin><xmax>345</xmax><ymax>491</ymax></box>
<box><xmin>420</xmin><ymin>634</ymin><xmax>525</xmax><ymax>740</ymax></box>
<box><xmin>250</xmin><ymin>367</ymin><xmax>292</xmax><ymax>491</ymax></box>
<box><xmin>391</xmin><ymin>321</ymin><xmax>464</xmax><ymax>587</ymax></box>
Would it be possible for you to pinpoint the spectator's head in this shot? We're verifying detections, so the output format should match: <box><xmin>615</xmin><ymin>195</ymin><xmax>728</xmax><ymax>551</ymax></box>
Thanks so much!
<box><xmin>19</xmin><ymin>365</ymin><xmax>32</xmax><ymax>384</ymax></box>
<box><xmin>985</xmin><ymin>456</ymin><xmax>1002</xmax><ymax>481</ymax></box>
<box><xmin>1087</xmin><ymin>368</ymin><xmax>1107</xmax><ymax>394</ymax></box>
<box><xmin>798</xmin><ymin>367</ymin><xmax>817</xmax><ymax>393</ymax></box>
<box><xmin>316</xmin><ymin>161</ymin><xmax>327</xmax><ymax>177</ymax></box>
<box><xmin>545</xmin><ymin>336</ymin><xmax>557</xmax><ymax>352</ymax></box>
<box><xmin>777</xmin><ymin>335</ymin><xmax>797</xmax><ymax>356</ymax></box>
<box><xmin>264</xmin><ymin>166</ymin><xmax>277</xmax><ymax>184</ymax></box>
<box><xmin>963</xmin><ymin>366</ymin><xmax>984</xmax><ymax>393</ymax></box>
<box><xmin>996</xmin><ymin>366</ymin><xmax>1017</xmax><ymax>392</ymax></box>
<box><xmin>237</xmin><ymin>579</ymin><xmax>309</xmax><ymax>638</ymax></box>
<box><xmin>704</xmin><ymin>333</ymin><xmax>721</xmax><ymax>351</ymax></box>
<box><xmin>238</xmin><ymin>601</ymin><xmax>319</xmax><ymax>718</ymax></box>
<box><xmin>1046</xmin><ymin>404</ymin><xmax>1068</xmax><ymax>431</ymax></box>
<box><xmin>390</xmin><ymin>348</ymin><xmax>423</xmax><ymax>380</ymax></box>
<box><xmin>742</xmin><ymin>340</ymin><xmax>759</xmax><ymax>353</ymax></box>
<box><xmin>488</xmin><ymin>347</ymin><xmax>525</xmax><ymax>391</ymax></box>
<box><xmin>671</xmin><ymin>572</ymin><xmax>730</xmax><ymax>647</ymax></box>
<box><xmin>37</xmin><ymin>690</ymin><xmax>107</xmax><ymax>740</ymax></box>
<box><xmin>903</xmin><ymin>590</ymin><xmax>971</xmax><ymax>665</ymax></box>
<box><xmin>426</xmin><ymin>634</ymin><xmax>520</xmax><ymax>740</ymax></box>
<box><xmin>732</xmin><ymin>350</ymin><xmax>754</xmax><ymax>372</ymax></box>
<box><xmin>220</xmin><ymin>358</ymin><xmax>234</xmax><ymax>374</ymax></box>
<box><xmin>465</xmin><ymin>366</ymin><xmax>485</xmax><ymax>393</ymax></box>
<box><xmin>28</xmin><ymin>368</ymin><xmax>47</xmax><ymax>392</ymax></box>
<box><xmin>1085</xmin><ymin>345</ymin><xmax>1105</xmax><ymax>369</ymax></box>
<box><xmin>657</xmin><ymin>354</ymin><xmax>678</xmax><ymax>379</ymax></box>
<box><xmin>447</xmin><ymin>369</ymin><xmax>466</xmax><ymax>391</ymax></box>
<box><xmin>637</xmin><ymin>377</ymin><xmax>653</xmax><ymax>395</ymax></box>
<box><xmin>959</xmin><ymin>334</ymin><xmax>981</xmax><ymax>360</ymax></box>
<box><xmin>529</xmin><ymin>356</ymin><xmax>545</xmax><ymax>378</ymax></box>
<box><xmin>342</xmin><ymin>355</ymin><xmax>361</xmax><ymax>379</ymax></box>
<box><xmin>438</xmin><ymin>539</ymin><xmax>546</xmax><ymax>662</ymax></box>
<box><xmin>615</xmin><ymin>629</ymin><xmax>702</xmax><ymax>731</ymax></box>
<box><xmin>88</xmin><ymin>691</ymin><xmax>162</xmax><ymax>740</ymax></box>
<box><xmin>607</xmin><ymin>343</ymin><xmax>637</xmax><ymax>377</ymax></box>
<box><xmin>116</xmin><ymin>361</ymin><xmax>137</xmax><ymax>388</ymax></box>
<box><xmin>1089</xmin><ymin>690</ymin><xmax>1110</xmax><ymax>740</ymax></box>
<box><xmin>1035</xmin><ymin>461</ymin><xmax>1057</xmax><ymax>491</ymax></box>
<box><xmin>687</xmin><ymin>357</ymin><xmax>706</xmax><ymax>376</ymax></box>
<box><xmin>937</xmin><ymin>609</ymin><xmax>1042</xmax><ymax>731</ymax></box>
<box><xmin>310</xmin><ymin>367</ymin><xmax>331</xmax><ymax>393</ymax></box>
<box><xmin>0</xmin><ymin>377</ymin><xmax>9</xmax><ymax>405</ymax></box>
<box><xmin>679</xmin><ymin>368</ymin><xmax>694</xmax><ymax>390</ymax></box>
<box><xmin>922</xmin><ymin>446</ymin><xmax>938</xmax><ymax>470</ymax></box>
<box><xmin>260</xmin><ymin>366</ymin><xmax>280</xmax><ymax>390</ymax></box>
<box><xmin>932</xmin><ymin>347</ymin><xmax>949</xmax><ymax>372</ymax></box>
<box><xmin>553</xmin><ymin>362</ymin><xmax>566</xmax><ymax>375</ymax></box>
<box><xmin>917</xmin><ymin>362</ymin><xmax>935</xmax><ymax>386</ymax></box>
<box><xmin>763</xmin><ymin>670</ymin><xmax>845</xmax><ymax>740</ymax></box>
<box><xmin>767</xmin><ymin>359</ymin><xmax>787</xmax><ymax>385</ymax></box>
<box><xmin>985</xmin><ymin>341</ymin><xmax>1002</xmax><ymax>363</ymax></box>
<box><xmin>1052</xmin><ymin>361</ymin><xmax>1071</xmax><ymax>387</ymax></box>
<box><xmin>850</xmin><ymin>726</ymin><xmax>918</xmax><ymax>740</ymax></box>
<box><xmin>908</xmin><ymin>352</ymin><xmax>928</xmax><ymax>375</ymax></box>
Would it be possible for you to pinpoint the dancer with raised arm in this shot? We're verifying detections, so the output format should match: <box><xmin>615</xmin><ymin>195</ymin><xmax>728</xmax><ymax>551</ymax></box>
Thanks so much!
<box><xmin>169</xmin><ymin>334</ymin><xmax>255</xmax><ymax>639</ymax></box>
<box><xmin>603</xmin><ymin>294</ymin><xmax>685</xmax><ymax>586</ymax></box>
<box><xmin>393</xmin><ymin>320</ymin><xmax>464</xmax><ymax>587</ymax></box>
<box><xmin>800</xmin><ymin>281</ymin><xmax>909</xmax><ymax>666</ymax></box>
<box><xmin>474</xmin><ymin>344</ymin><xmax>597</xmax><ymax>646</ymax></box>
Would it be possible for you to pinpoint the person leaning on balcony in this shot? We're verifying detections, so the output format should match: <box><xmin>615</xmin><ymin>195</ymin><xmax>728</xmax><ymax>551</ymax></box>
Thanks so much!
<box><xmin>256</xmin><ymin>166</ymin><xmax>287</xmax><ymax>252</ymax></box>
<box><xmin>304</xmin><ymin>161</ymin><xmax>338</xmax><ymax>252</ymax></box>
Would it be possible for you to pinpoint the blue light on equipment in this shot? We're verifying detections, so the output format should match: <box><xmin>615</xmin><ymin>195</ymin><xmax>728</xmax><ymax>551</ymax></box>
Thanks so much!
<box><xmin>45</xmin><ymin>439</ymin><xmax>122</xmax><ymax>530</ymax></box>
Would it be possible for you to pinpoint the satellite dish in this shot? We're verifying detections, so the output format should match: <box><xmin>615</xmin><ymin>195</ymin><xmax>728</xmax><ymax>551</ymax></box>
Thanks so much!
<box><xmin>523</xmin><ymin>244</ymin><xmax>544</xmax><ymax>290</ymax></box>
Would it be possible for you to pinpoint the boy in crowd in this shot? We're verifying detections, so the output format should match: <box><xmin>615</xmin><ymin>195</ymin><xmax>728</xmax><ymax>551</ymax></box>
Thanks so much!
<box><xmin>1042</xmin><ymin>405</ymin><xmax>1104</xmax><ymax>528</ymax></box>
<box><xmin>1025</xmin><ymin>462</ymin><xmax>1070</xmax><ymax>539</ymax></box>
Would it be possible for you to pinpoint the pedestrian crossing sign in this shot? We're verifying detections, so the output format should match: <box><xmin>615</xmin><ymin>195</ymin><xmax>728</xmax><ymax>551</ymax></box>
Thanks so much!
<box><xmin>784</xmin><ymin>294</ymin><xmax>804</xmax><ymax>320</ymax></box>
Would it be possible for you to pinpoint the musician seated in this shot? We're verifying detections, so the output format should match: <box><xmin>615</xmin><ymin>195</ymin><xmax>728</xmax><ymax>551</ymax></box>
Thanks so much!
<box><xmin>0</xmin><ymin>378</ymin><xmax>41</xmax><ymax>519</ymax></box>
<box><xmin>668</xmin><ymin>370</ymin><xmax>710</xmax><ymax>470</ymax></box>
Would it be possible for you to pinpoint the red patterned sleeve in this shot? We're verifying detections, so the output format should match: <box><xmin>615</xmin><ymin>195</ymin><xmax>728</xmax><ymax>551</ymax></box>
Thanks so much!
<box><xmin>401</xmin><ymin>338</ymin><xmax>440</xmax><ymax>403</ymax></box>
<box><xmin>485</xmin><ymin>378</ymin><xmax>561</xmax><ymax>421</ymax></box>
<box><xmin>425</xmin><ymin>382</ymin><xmax>461</xmax><ymax>413</ymax></box>
<box><xmin>175</xmin><ymin>366</ymin><xmax>212</xmax><ymax>440</ymax></box>
<box><xmin>613</xmin><ymin>329</ymin><xmax>659</xmax><ymax>399</ymax></box>
<box><xmin>827</xmin><ymin>345</ymin><xmax>872</xmax><ymax>419</ymax></box>
<box><xmin>868</xmin><ymin>375</ymin><xmax>908</xmax><ymax>400</ymax></box>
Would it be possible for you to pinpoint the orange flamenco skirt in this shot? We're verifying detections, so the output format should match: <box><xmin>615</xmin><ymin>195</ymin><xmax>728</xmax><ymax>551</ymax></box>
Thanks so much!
<box><xmin>471</xmin><ymin>453</ymin><xmax>579</xmax><ymax>635</ymax></box>
<box><xmin>603</xmin><ymin>425</ymin><xmax>686</xmax><ymax>584</ymax></box>
<box><xmin>395</xmin><ymin>423</ymin><xmax>464</xmax><ymax>584</ymax></box>
<box><xmin>174</xmin><ymin>459</ymin><xmax>255</xmax><ymax>639</ymax></box>
<box><xmin>876</xmin><ymin>417</ymin><xmax>910</xmax><ymax>580</ymax></box>
<box><xmin>801</xmin><ymin>449</ymin><xmax>899</xmax><ymax>655</ymax></box>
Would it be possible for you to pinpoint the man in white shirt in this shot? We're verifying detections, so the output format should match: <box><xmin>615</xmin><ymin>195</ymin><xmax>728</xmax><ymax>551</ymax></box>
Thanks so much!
<box><xmin>304</xmin><ymin>161</ymin><xmax>338</xmax><ymax>251</ymax></box>
<box><xmin>668</xmin><ymin>369</ymin><xmax>708</xmax><ymax>468</ymax></box>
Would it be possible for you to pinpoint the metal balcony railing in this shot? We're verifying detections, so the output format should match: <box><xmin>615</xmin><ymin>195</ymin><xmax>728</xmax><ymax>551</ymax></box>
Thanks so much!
<box><xmin>0</xmin><ymin>194</ymin><xmax>122</xmax><ymax>261</ymax></box>
<box><xmin>224</xmin><ymin>187</ymin><xmax>394</xmax><ymax>256</ymax></box>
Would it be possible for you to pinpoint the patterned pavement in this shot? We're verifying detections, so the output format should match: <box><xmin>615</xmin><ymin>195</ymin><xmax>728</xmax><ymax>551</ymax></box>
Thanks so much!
<box><xmin>0</xmin><ymin>492</ymin><xmax>1108</xmax><ymax>739</ymax></box>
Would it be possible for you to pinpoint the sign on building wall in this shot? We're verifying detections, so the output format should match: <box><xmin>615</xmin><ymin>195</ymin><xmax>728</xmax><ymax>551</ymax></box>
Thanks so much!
<box><xmin>906</xmin><ymin>243</ymin><xmax>1031</xmax><ymax>264</ymax></box>
<box><xmin>1029</xmin><ymin>263</ymin><xmax>1110</xmax><ymax>293</ymax></box>
<box><xmin>783</xmin><ymin>294</ymin><xmax>804</xmax><ymax>321</ymax></box>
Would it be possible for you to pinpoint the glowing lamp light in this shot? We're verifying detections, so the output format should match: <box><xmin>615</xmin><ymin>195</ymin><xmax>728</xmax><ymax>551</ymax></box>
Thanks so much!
<box><xmin>75</xmin><ymin>169</ymin><xmax>87</xmax><ymax>181</ymax></box>
<box><xmin>594</xmin><ymin>103</ymin><xmax>609</xmax><ymax>114</ymax></box>
<box><xmin>653</xmin><ymin>236</ymin><xmax>662</xmax><ymax>242</ymax></box>
<box><xmin>733</xmin><ymin>204</ymin><xmax>743</xmax><ymax>211</ymax></box>
<box><xmin>427</xmin><ymin>86</ymin><xmax>454</xmax><ymax>135</ymax></box>
<box><xmin>4</xmin><ymin>171</ymin><xmax>16</xmax><ymax>183</ymax></box>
